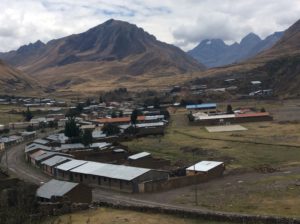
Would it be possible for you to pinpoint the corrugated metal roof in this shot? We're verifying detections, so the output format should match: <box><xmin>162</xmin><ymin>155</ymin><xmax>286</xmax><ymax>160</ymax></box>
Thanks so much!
<box><xmin>34</xmin><ymin>151</ymin><xmax>58</xmax><ymax>161</ymax></box>
<box><xmin>186</xmin><ymin>161</ymin><xmax>224</xmax><ymax>172</ymax></box>
<box><xmin>93</xmin><ymin>116</ymin><xmax>145</xmax><ymax>124</ymax></box>
<box><xmin>119</xmin><ymin>122</ymin><xmax>165</xmax><ymax>130</ymax></box>
<box><xmin>70</xmin><ymin>162</ymin><xmax>151</xmax><ymax>181</ymax></box>
<box><xmin>25</xmin><ymin>143</ymin><xmax>51</xmax><ymax>153</ymax></box>
<box><xmin>33</xmin><ymin>139</ymin><xmax>49</xmax><ymax>145</ymax></box>
<box><xmin>70</xmin><ymin>162</ymin><xmax>106</xmax><ymax>174</ymax></box>
<box><xmin>90</xmin><ymin>142</ymin><xmax>111</xmax><ymax>149</ymax></box>
<box><xmin>41</xmin><ymin>155</ymin><xmax>71</xmax><ymax>167</ymax></box>
<box><xmin>236</xmin><ymin>112</ymin><xmax>270</xmax><ymax>118</ymax></box>
<box><xmin>128</xmin><ymin>152</ymin><xmax>151</xmax><ymax>160</ymax></box>
<box><xmin>56</xmin><ymin>160</ymin><xmax>88</xmax><ymax>171</ymax></box>
<box><xmin>195</xmin><ymin>114</ymin><xmax>235</xmax><ymax>120</ymax></box>
<box><xmin>29</xmin><ymin>150</ymin><xmax>45</xmax><ymax>159</ymax></box>
<box><xmin>36</xmin><ymin>179</ymin><xmax>78</xmax><ymax>199</ymax></box>
<box><xmin>186</xmin><ymin>103</ymin><xmax>217</xmax><ymax>110</ymax></box>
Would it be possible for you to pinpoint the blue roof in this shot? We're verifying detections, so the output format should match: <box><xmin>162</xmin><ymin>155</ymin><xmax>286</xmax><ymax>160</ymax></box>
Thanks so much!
<box><xmin>186</xmin><ymin>103</ymin><xmax>217</xmax><ymax>109</ymax></box>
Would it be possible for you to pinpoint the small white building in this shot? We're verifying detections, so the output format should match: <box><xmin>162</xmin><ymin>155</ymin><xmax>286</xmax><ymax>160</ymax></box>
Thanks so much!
<box><xmin>186</xmin><ymin>161</ymin><xmax>225</xmax><ymax>176</ymax></box>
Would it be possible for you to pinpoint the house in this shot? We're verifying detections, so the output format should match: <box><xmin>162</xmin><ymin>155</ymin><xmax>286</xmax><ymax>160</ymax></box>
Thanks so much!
<box><xmin>24</xmin><ymin>143</ymin><xmax>53</xmax><ymax>162</ymax></box>
<box><xmin>33</xmin><ymin>138</ymin><xmax>50</xmax><ymax>145</ymax></box>
<box><xmin>46</xmin><ymin>133</ymin><xmax>69</xmax><ymax>144</ymax></box>
<box><xmin>20</xmin><ymin>131</ymin><xmax>37</xmax><ymax>140</ymax></box>
<box><xmin>186</xmin><ymin>103</ymin><xmax>217</xmax><ymax>112</ymax></box>
<box><xmin>186</xmin><ymin>161</ymin><xmax>225</xmax><ymax>177</ymax></box>
<box><xmin>55</xmin><ymin>160</ymin><xmax>88</xmax><ymax>180</ymax></box>
<box><xmin>89</xmin><ymin>142</ymin><xmax>111</xmax><ymax>150</ymax></box>
<box><xmin>41</xmin><ymin>155</ymin><xmax>72</xmax><ymax>176</ymax></box>
<box><xmin>0</xmin><ymin>135</ymin><xmax>23</xmax><ymax>148</ymax></box>
<box><xmin>92</xmin><ymin>116</ymin><xmax>145</xmax><ymax>125</ymax></box>
<box><xmin>54</xmin><ymin>143</ymin><xmax>85</xmax><ymax>153</ymax></box>
<box><xmin>36</xmin><ymin>179</ymin><xmax>92</xmax><ymax>203</ymax></box>
<box><xmin>128</xmin><ymin>152</ymin><xmax>153</xmax><ymax>167</ymax></box>
<box><xmin>30</xmin><ymin>151</ymin><xmax>68</xmax><ymax>167</ymax></box>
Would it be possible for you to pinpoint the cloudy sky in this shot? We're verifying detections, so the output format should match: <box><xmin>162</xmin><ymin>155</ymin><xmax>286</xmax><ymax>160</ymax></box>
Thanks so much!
<box><xmin>1</xmin><ymin>0</ymin><xmax>300</xmax><ymax>52</ymax></box>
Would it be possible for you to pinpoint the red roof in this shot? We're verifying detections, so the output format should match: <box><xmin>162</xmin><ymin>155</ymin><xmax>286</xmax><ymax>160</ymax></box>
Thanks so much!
<box><xmin>236</xmin><ymin>112</ymin><xmax>270</xmax><ymax>118</ymax></box>
<box><xmin>93</xmin><ymin>116</ymin><xmax>145</xmax><ymax>124</ymax></box>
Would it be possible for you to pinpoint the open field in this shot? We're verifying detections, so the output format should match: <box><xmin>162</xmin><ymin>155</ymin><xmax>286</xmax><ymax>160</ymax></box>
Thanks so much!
<box><xmin>124</xmin><ymin>100</ymin><xmax>300</xmax><ymax>170</ymax></box>
<box><xmin>0</xmin><ymin>104</ymin><xmax>24</xmax><ymax>124</ymax></box>
<box><xmin>44</xmin><ymin>207</ymin><xmax>232</xmax><ymax>224</ymax></box>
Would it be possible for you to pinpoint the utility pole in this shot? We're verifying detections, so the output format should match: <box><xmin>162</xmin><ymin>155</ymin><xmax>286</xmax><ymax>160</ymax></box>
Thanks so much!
<box><xmin>5</xmin><ymin>146</ymin><xmax>8</xmax><ymax>174</ymax></box>
<box><xmin>193</xmin><ymin>150</ymin><xmax>198</xmax><ymax>206</ymax></box>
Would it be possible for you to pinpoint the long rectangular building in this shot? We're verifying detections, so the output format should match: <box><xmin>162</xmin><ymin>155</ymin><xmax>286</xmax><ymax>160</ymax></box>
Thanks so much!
<box><xmin>55</xmin><ymin>160</ymin><xmax>169</xmax><ymax>193</ymax></box>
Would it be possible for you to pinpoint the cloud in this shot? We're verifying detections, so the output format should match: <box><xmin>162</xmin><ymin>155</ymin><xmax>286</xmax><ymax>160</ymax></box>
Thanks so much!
<box><xmin>0</xmin><ymin>0</ymin><xmax>299</xmax><ymax>52</ymax></box>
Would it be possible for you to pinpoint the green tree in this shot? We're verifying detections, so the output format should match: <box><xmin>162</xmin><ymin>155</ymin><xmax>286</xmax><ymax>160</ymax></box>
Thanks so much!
<box><xmin>119</xmin><ymin>110</ymin><xmax>123</xmax><ymax>117</ymax></box>
<box><xmin>81</xmin><ymin>129</ymin><xmax>93</xmax><ymax>146</ymax></box>
<box><xmin>23</xmin><ymin>107</ymin><xmax>33</xmax><ymax>121</ymax></box>
<box><xmin>99</xmin><ymin>95</ymin><xmax>104</xmax><ymax>103</ymax></box>
<box><xmin>111</xmin><ymin>111</ymin><xmax>117</xmax><ymax>118</ymax></box>
<box><xmin>153</xmin><ymin>97</ymin><xmax>160</xmax><ymax>109</ymax></box>
<box><xmin>130</xmin><ymin>109</ymin><xmax>140</xmax><ymax>126</ymax></box>
<box><xmin>85</xmin><ymin>98</ymin><xmax>91</xmax><ymax>106</ymax></box>
<box><xmin>160</xmin><ymin>109</ymin><xmax>170</xmax><ymax>120</ymax></box>
<box><xmin>64</xmin><ymin>117</ymin><xmax>81</xmax><ymax>138</ymax></box>
<box><xmin>226</xmin><ymin>104</ymin><xmax>234</xmax><ymax>114</ymax></box>
<box><xmin>102</xmin><ymin>123</ymin><xmax>120</xmax><ymax>136</ymax></box>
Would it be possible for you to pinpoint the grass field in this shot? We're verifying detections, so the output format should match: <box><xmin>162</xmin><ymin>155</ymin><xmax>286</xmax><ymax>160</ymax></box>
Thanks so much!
<box><xmin>44</xmin><ymin>207</ymin><xmax>232</xmax><ymax>224</ymax></box>
<box><xmin>172</xmin><ymin>171</ymin><xmax>300</xmax><ymax>217</ymax></box>
<box><xmin>124</xmin><ymin>106</ymin><xmax>300</xmax><ymax>170</ymax></box>
<box><xmin>0</xmin><ymin>104</ymin><xmax>24</xmax><ymax>124</ymax></box>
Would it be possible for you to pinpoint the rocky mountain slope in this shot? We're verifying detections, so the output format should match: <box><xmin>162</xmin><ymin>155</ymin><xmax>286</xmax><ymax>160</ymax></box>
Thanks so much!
<box><xmin>0</xmin><ymin>60</ymin><xmax>41</xmax><ymax>94</ymax></box>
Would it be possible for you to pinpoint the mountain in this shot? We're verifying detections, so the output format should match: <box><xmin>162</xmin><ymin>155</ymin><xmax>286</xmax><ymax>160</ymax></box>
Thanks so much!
<box><xmin>0</xmin><ymin>19</ymin><xmax>204</xmax><ymax>94</ymax></box>
<box><xmin>188</xmin><ymin>32</ymin><xmax>284</xmax><ymax>68</ymax></box>
<box><xmin>0</xmin><ymin>60</ymin><xmax>42</xmax><ymax>94</ymax></box>
<box><xmin>191</xmin><ymin>19</ymin><xmax>300</xmax><ymax>97</ymax></box>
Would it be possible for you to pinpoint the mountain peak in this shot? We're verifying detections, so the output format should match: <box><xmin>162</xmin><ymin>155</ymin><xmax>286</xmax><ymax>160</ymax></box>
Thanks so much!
<box><xmin>240</xmin><ymin>32</ymin><xmax>261</xmax><ymax>45</ymax></box>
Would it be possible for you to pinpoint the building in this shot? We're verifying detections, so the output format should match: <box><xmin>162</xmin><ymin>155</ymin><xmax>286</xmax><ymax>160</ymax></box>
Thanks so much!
<box><xmin>33</xmin><ymin>138</ymin><xmax>50</xmax><ymax>146</ymax></box>
<box><xmin>0</xmin><ymin>135</ymin><xmax>23</xmax><ymax>148</ymax></box>
<box><xmin>55</xmin><ymin>160</ymin><xmax>88</xmax><ymax>180</ymax></box>
<box><xmin>186</xmin><ymin>103</ymin><xmax>217</xmax><ymax>112</ymax></box>
<box><xmin>191</xmin><ymin>112</ymin><xmax>273</xmax><ymax>125</ymax></box>
<box><xmin>54</xmin><ymin>143</ymin><xmax>85</xmax><ymax>153</ymax></box>
<box><xmin>92</xmin><ymin>116</ymin><xmax>145</xmax><ymax>125</ymax></box>
<box><xmin>36</xmin><ymin>179</ymin><xmax>92</xmax><ymax>203</ymax></box>
<box><xmin>46</xmin><ymin>133</ymin><xmax>69</xmax><ymax>144</ymax></box>
<box><xmin>20</xmin><ymin>131</ymin><xmax>37</xmax><ymax>140</ymax></box>
<box><xmin>186</xmin><ymin>161</ymin><xmax>225</xmax><ymax>177</ymax></box>
<box><xmin>56</xmin><ymin>160</ymin><xmax>169</xmax><ymax>193</ymax></box>
<box><xmin>25</xmin><ymin>143</ymin><xmax>52</xmax><ymax>162</ymax></box>
<box><xmin>30</xmin><ymin>150</ymin><xmax>68</xmax><ymax>167</ymax></box>
<box><xmin>41</xmin><ymin>155</ymin><xmax>72</xmax><ymax>176</ymax></box>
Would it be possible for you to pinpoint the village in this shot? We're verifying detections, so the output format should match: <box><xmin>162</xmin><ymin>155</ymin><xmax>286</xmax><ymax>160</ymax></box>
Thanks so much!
<box><xmin>1</xmin><ymin>82</ymin><xmax>300</xmax><ymax>223</ymax></box>
<box><xmin>0</xmin><ymin>88</ymin><xmax>280</xmax><ymax>197</ymax></box>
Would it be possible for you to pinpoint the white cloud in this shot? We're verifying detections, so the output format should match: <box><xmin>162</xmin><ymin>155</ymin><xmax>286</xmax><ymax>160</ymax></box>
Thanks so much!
<box><xmin>0</xmin><ymin>0</ymin><xmax>299</xmax><ymax>52</ymax></box>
